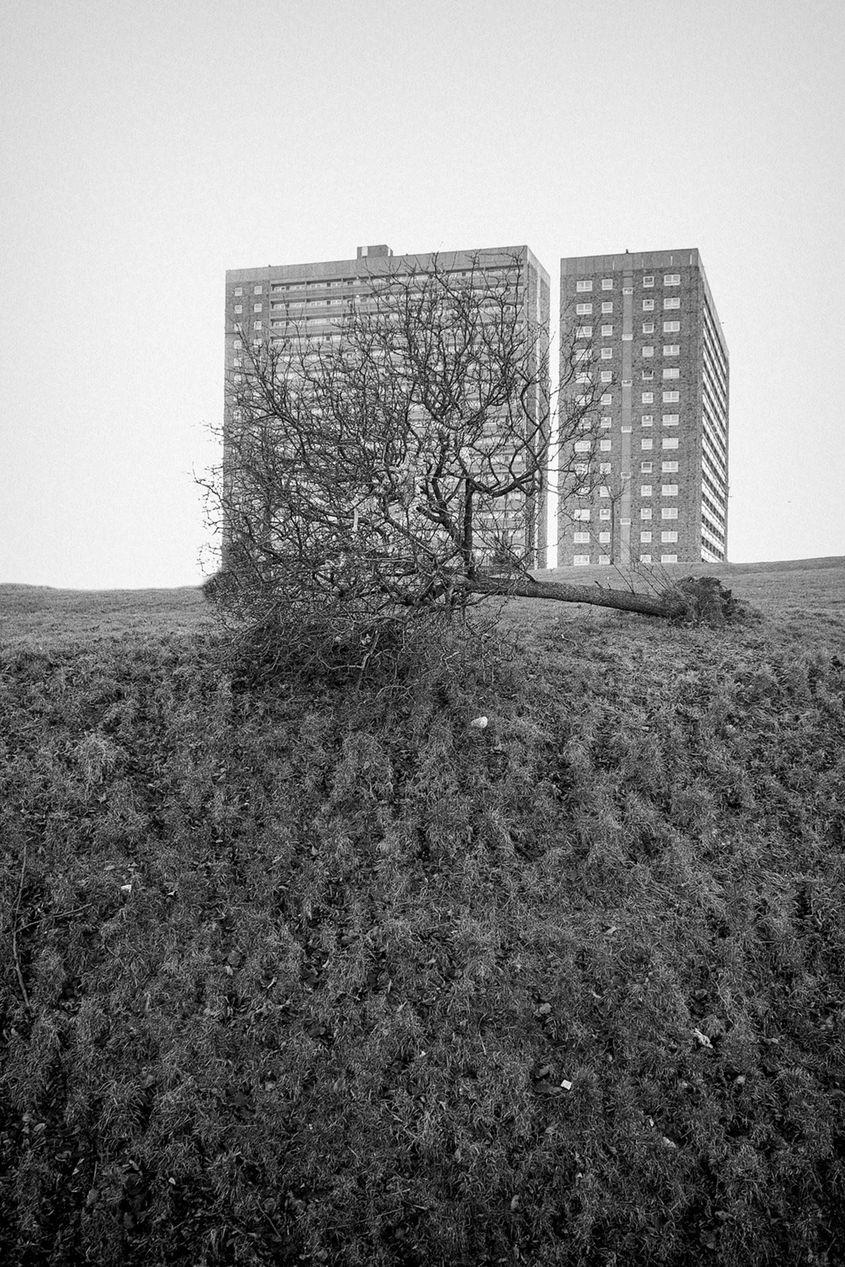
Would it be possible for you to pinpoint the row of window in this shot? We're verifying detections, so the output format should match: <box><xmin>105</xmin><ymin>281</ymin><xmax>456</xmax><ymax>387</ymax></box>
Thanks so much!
<box><xmin>572</xmin><ymin>553</ymin><xmax>680</xmax><ymax>565</ymax></box>
<box><xmin>579</xmin><ymin>391</ymin><xmax>682</xmax><ymax>406</ymax></box>
<box><xmin>235</xmin><ymin>270</ymin><xmax>514</xmax><ymax>299</ymax></box>
<box><xmin>575</xmin><ymin>298</ymin><xmax>681</xmax><ymax>315</ymax></box>
<box><xmin>576</xmin><ymin>461</ymin><xmax>679</xmax><ymax>476</ymax></box>
<box><xmin>575</xmin><ymin>324</ymin><xmax>680</xmax><ymax>338</ymax></box>
<box><xmin>580</xmin><ymin>413</ymin><xmax>680</xmax><ymax>429</ymax></box>
<box><xmin>579</xmin><ymin>336</ymin><xmax>682</xmax><ymax>359</ymax></box>
<box><xmin>583</xmin><ymin>359</ymin><xmax>682</xmax><ymax>378</ymax></box>
<box><xmin>574</xmin><ymin>507</ymin><xmax>680</xmax><ymax>523</ymax></box>
<box><xmin>574</xmin><ymin>437</ymin><xmax>680</xmax><ymax>454</ymax></box>
<box><xmin>573</xmin><ymin>529</ymin><xmax>680</xmax><ymax>544</ymax></box>
<box><xmin>576</xmin><ymin>274</ymin><xmax>681</xmax><ymax>291</ymax></box>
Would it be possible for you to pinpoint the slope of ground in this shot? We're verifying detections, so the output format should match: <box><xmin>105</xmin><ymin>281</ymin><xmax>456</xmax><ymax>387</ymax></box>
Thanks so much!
<box><xmin>1</xmin><ymin>564</ymin><xmax>844</xmax><ymax>1265</ymax></box>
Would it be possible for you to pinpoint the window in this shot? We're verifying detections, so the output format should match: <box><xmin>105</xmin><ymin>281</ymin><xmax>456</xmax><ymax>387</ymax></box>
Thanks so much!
<box><xmin>601</xmin><ymin>278</ymin><xmax>613</xmax><ymax>290</ymax></box>
<box><xmin>576</xmin><ymin>303</ymin><xmax>593</xmax><ymax>314</ymax></box>
<box><xmin>599</xmin><ymin>555</ymin><xmax>611</xmax><ymax>565</ymax></box>
<box><xmin>599</xmin><ymin>484</ymin><xmax>610</xmax><ymax>497</ymax></box>
<box><xmin>643</xmin><ymin>299</ymin><xmax>655</xmax><ymax>311</ymax></box>
<box><xmin>662</xmin><ymin>484</ymin><xmax>678</xmax><ymax>496</ymax></box>
<box><xmin>599</xmin><ymin>531</ymin><xmax>611</xmax><ymax>543</ymax></box>
<box><xmin>641</xmin><ymin>414</ymin><xmax>653</xmax><ymax>427</ymax></box>
<box><xmin>576</xmin><ymin>371</ymin><xmax>591</xmax><ymax>383</ymax></box>
<box><xmin>576</xmin><ymin>280</ymin><xmax>593</xmax><ymax>292</ymax></box>
<box><xmin>575</xmin><ymin>347</ymin><xmax>592</xmax><ymax>360</ymax></box>
<box><xmin>600</xmin><ymin>347</ymin><xmax>613</xmax><ymax>360</ymax></box>
<box><xmin>664</xmin><ymin>297</ymin><xmax>681</xmax><ymax>309</ymax></box>
<box><xmin>234</xmin><ymin>304</ymin><xmax>243</xmax><ymax>314</ymax></box>
<box><xmin>642</xmin><ymin>392</ymin><xmax>654</xmax><ymax>403</ymax></box>
<box><xmin>663</xmin><ymin>367</ymin><xmax>680</xmax><ymax>379</ymax></box>
<box><xmin>574</xmin><ymin>440</ymin><xmax>590</xmax><ymax>452</ymax></box>
<box><xmin>600</xmin><ymin>417</ymin><xmax>612</xmax><ymax>429</ymax></box>
<box><xmin>663</xmin><ymin>344</ymin><xmax>680</xmax><ymax>356</ymax></box>
<box><xmin>602</xmin><ymin>301</ymin><xmax>613</xmax><ymax>314</ymax></box>
<box><xmin>663</xmin><ymin>390</ymin><xmax>680</xmax><ymax>403</ymax></box>
<box><xmin>662</xmin><ymin>413</ymin><xmax>679</xmax><ymax>426</ymax></box>
<box><xmin>574</xmin><ymin>555</ymin><xmax>590</xmax><ymax>566</ymax></box>
<box><xmin>661</xmin><ymin>507</ymin><xmax>679</xmax><ymax>520</ymax></box>
<box><xmin>599</xmin><ymin>462</ymin><xmax>611</xmax><ymax>474</ymax></box>
<box><xmin>573</xmin><ymin>532</ymin><xmax>590</xmax><ymax>544</ymax></box>
<box><xmin>662</xmin><ymin>460</ymin><xmax>679</xmax><ymax>472</ymax></box>
<box><xmin>601</xmin><ymin>324</ymin><xmax>613</xmax><ymax>336</ymax></box>
<box><xmin>641</xmin><ymin>508</ymin><xmax>653</xmax><ymax>519</ymax></box>
<box><xmin>254</xmin><ymin>321</ymin><xmax>263</xmax><ymax>330</ymax></box>
<box><xmin>574</xmin><ymin>508</ymin><xmax>591</xmax><ymax>520</ymax></box>
<box><xmin>641</xmin><ymin>438</ymin><xmax>653</xmax><ymax>450</ymax></box>
<box><xmin>642</xmin><ymin>345</ymin><xmax>654</xmax><ymax>357</ymax></box>
<box><xmin>600</xmin><ymin>438</ymin><xmax>612</xmax><ymax>451</ymax></box>
<box><xmin>662</xmin><ymin>436</ymin><xmax>679</xmax><ymax>450</ymax></box>
<box><xmin>640</xmin><ymin>531</ymin><xmax>653</xmax><ymax>542</ymax></box>
<box><xmin>254</xmin><ymin>285</ymin><xmax>263</xmax><ymax>295</ymax></box>
<box><xmin>641</xmin><ymin>461</ymin><xmax>653</xmax><ymax>473</ymax></box>
<box><xmin>663</xmin><ymin>321</ymin><xmax>680</xmax><ymax>333</ymax></box>
<box><xmin>640</xmin><ymin>553</ymin><xmax>652</xmax><ymax>563</ymax></box>
<box><xmin>661</xmin><ymin>531</ymin><xmax>679</xmax><ymax>543</ymax></box>
<box><xmin>600</xmin><ymin>393</ymin><xmax>612</xmax><ymax>404</ymax></box>
<box><xmin>600</xmin><ymin>370</ymin><xmax>613</xmax><ymax>383</ymax></box>
<box><xmin>642</xmin><ymin>369</ymin><xmax>654</xmax><ymax>380</ymax></box>
<box><xmin>642</xmin><ymin>322</ymin><xmax>655</xmax><ymax>334</ymax></box>
<box><xmin>253</xmin><ymin>303</ymin><xmax>263</xmax><ymax>313</ymax></box>
<box><xmin>576</xmin><ymin>325</ymin><xmax>593</xmax><ymax>337</ymax></box>
<box><xmin>234</xmin><ymin>287</ymin><xmax>243</xmax><ymax>297</ymax></box>
<box><xmin>641</xmin><ymin>484</ymin><xmax>652</xmax><ymax>496</ymax></box>
<box><xmin>599</xmin><ymin>508</ymin><xmax>611</xmax><ymax>520</ymax></box>
<box><xmin>661</xmin><ymin>553</ymin><xmax>678</xmax><ymax>563</ymax></box>
<box><xmin>664</xmin><ymin>274</ymin><xmax>680</xmax><ymax>286</ymax></box>
<box><xmin>643</xmin><ymin>275</ymin><xmax>654</xmax><ymax>287</ymax></box>
<box><xmin>578</xmin><ymin>418</ymin><xmax>592</xmax><ymax>429</ymax></box>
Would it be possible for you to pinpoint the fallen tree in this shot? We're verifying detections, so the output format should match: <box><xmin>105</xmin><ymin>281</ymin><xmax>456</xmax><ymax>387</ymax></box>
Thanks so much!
<box><xmin>200</xmin><ymin>250</ymin><xmax>741</xmax><ymax>672</ymax></box>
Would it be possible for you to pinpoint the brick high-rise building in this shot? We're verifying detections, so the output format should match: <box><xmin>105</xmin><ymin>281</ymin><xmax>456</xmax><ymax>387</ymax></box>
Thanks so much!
<box><xmin>225</xmin><ymin>243</ymin><xmax>551</xmax><ymax>567</ymax></box>
<box><xmin>558</xmin><ymin>249</ymin><xmax>729</xmax><ymax>567</ymax></box>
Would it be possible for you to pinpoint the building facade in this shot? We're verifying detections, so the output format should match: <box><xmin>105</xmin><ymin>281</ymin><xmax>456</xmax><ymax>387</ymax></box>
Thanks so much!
<box><xmin>224</xmin><ymin>243</ymin><xmax>551</xmax><ymax>567</ymax></box>
<box><xmin>558</xmin><ymin>249</ymin><xmax>729</xmax><ymax>567</ymax></box>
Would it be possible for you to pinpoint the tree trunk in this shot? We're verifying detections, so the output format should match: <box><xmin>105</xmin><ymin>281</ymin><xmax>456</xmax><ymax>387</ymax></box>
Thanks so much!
<box><xmin>463</xmin><ymin>573</ymin><xmax>684</xmax><ymax>619</ymax></box>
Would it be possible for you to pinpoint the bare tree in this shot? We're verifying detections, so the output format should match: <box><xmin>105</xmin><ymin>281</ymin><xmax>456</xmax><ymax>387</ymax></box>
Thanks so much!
<box><xmin>201</xmin><ymin>251</ymin><xmax>690</xmax><ymax>669</ymax></box>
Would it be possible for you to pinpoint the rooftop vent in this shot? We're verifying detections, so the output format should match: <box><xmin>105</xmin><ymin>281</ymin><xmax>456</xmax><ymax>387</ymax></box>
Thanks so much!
<box><xmin>357</xmin><ymin>244</ymin><xmax>392</xmax><ymax>259</ymax></box>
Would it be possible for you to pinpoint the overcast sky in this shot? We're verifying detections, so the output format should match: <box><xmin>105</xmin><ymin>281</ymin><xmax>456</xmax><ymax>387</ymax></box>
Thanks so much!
<box><xmin>1</xmin><ymin>0</ymin><xmax>843</xmax><ymax>588</ymax></box>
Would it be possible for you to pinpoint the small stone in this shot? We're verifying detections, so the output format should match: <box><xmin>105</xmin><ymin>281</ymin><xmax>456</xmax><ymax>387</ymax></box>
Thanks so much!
<box><xmin>469</xmin><ymin>716</ymin><xmax>488</xmax><ymax>730</ymax></box>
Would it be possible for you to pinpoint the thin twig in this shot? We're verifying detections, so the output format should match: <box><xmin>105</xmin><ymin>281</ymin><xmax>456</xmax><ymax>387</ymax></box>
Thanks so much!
<box><xmin>11</xmin><ymin>846</ymin><xmax>32</xmax><ymax>1014</ymax></box>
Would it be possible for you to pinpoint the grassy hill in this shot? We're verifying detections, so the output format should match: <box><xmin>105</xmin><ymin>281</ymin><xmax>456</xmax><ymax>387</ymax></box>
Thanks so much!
<box><xmin>1</xmin><ymin>561</ymin><xmax>844</xmax><ymax>1265</ymax></box>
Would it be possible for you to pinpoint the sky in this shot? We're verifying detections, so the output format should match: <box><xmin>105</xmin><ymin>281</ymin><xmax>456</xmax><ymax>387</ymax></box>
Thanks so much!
<box><xmin>1</xmin><ymin>0</ymin><xmax>843</xmax><ymax>588</ymax></box>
